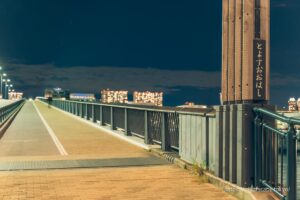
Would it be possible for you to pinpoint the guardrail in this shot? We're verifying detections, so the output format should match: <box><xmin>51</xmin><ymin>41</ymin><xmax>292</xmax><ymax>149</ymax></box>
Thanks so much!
<box><xmin>254</xmin><ymin>107</ymin><xmax>300</xmax><ymax>200</ymax></box>
<box><xmin>38</xmin><ymin>98</ymin><xmax>218</xmax><ymax>174</ymax></box>
<box><xmin>0</xmin><ymin>99</ymin><xmax>25</xmax><ymax>125</ymax></box>
<box><xmin>39</xmin><ymin>98</ymin><xmax>183</xmax><ymax>150</ymax></box>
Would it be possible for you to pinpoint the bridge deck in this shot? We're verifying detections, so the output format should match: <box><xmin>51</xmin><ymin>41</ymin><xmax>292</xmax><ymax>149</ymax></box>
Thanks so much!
<box><xmin>0</xmin><ymin>100</ymin><xmax>237</xmax><ymax>200</ymax></box>
<box><xmin>0</xmin><ymin>101</ymin><xmax>60</xmax><ymax>156</ymax></box>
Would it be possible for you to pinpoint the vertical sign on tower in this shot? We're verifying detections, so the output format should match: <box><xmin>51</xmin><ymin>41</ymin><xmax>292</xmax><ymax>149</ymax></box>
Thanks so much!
<box><xmin>253</xmin><ymin>39</ymin><xmax>266</xmax><ymax>100</ymax></box>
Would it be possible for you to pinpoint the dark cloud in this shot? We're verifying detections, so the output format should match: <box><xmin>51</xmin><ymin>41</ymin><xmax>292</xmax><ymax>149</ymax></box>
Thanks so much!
<box><xmin>5</xmin><ymin>64</ymin><xmax>220</xmax><ymax>97</ymax></box>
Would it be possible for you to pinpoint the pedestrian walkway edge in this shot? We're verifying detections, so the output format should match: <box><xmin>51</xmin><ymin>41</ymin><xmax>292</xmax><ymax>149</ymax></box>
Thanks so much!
<box><xmin>0</xmin><ymin>101</ymin><xmax>25</xmax><ymax>139</ymax></box>
<box><xmin>33</xmin><ymin>101</ymin><xmax>68</xmax><ymax>156</ymax></box>
<box><xmin>149</xmin><ymin>148</ymin><xmax>258</xmax><ymax>200</ymax></box>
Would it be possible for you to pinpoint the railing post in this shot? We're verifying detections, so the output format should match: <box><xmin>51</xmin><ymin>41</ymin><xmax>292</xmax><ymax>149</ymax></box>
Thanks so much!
<box><xmin>100</xmin><ymin>105</ymin><xmax>104</xmax><ymax>125</ymax></box>
<box><xmin>161</xmin><ymin>112</ymin><xmax>170</xmax><ymax>151</ymax></box>
<box><xmin>287</xmin><ymin>124</ymin><xmax>296</xmax><ymax>200</ymax></box>
<box><xmin>124</xmin><ymin>108</ymin><xmax>131</xmax><ymax>136</ymax></box>
<box><xmin>75</xmin><ymin>103</ymin><xmax>78</xmax><ymax>115</ymax></box>
<box><xmin>0</xmin><ymin>110</ymin><xmax>3</xmax><ymax>122</ymax></box>
<box><xmin>110</xmin><ymin>107</ymin><xmax>115</xmax><ymax>130</ymax></box>
<box><xmin>144</xmin><ymin>110</ymin><xmax>151</xmax><ymax>144</ymax></box>
<box><xmin>92</xmin><ymin>104</ymin><xmax>96</xmax><ymax>122</ymax></box>
<box><xmin>85</xmin><ymin>104</ymin><xmax>88</xmax><ymax>119</ymax></box>
<box><xmin>254</xmin><ymin>114</ymin><xmax>262</xmax><ymax>187</ymax></box>
<box><xmin>81</xmin><ymin>103</ymin><xmax>84</xmax><ymax>117</ymax></box>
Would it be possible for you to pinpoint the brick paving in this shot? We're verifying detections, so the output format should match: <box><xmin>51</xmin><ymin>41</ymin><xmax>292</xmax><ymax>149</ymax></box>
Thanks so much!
<box><xmin>0</xmin><ymin>100</ymin><xmax>237</xmax><ymax>200</ymax></box>
<box><xmin>0</xmin><ymin>166</ymin><xmax>236</xmax><ymax>200</ymax></box>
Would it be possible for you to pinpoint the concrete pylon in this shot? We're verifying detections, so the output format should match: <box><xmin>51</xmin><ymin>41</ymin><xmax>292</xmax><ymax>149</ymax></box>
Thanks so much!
<box><xmin>221</xmin><ymin>0</ymin><xmax>270</xmax><ymax>105</ymax></box>
<box><xmin>215</xmin><ymin>0</ymin><xmax>273</xmax><ymax>188</ymax></box>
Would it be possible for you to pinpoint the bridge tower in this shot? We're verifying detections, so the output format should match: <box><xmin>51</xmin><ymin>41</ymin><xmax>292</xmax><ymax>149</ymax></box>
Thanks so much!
<box><xmin>214</xmin><ymin>0</ymin><xmax>272</xmax><ymax>188</ymax></box>
<box><xmin>221</xmin><ymin>0</ymin><xmax>270</xmax><ymax>104</ymax></box>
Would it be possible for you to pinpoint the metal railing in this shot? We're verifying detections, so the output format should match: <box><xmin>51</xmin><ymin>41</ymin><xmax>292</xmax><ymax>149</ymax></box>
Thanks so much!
<box><xmin>254</xmin><ymin>107</ymin><xmax>300</xmax><ymax>200</ymax></box>
<box><xmin>39</xmin><ymin>98</ymin><xmax>180</xmax><ymax>150</ymax></box>
<box><xmin>0</xmin><ymin>99</ymin><xmax>25</xmax><ymax>125</ymax></box>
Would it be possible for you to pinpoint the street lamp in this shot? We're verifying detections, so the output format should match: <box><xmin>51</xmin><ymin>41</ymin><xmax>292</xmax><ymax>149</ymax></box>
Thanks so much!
<box><xmin>2</xmin><ymin>79</ymin><xmax>6</xmax><ymax>99</ymax></box>
<box><xmin>7</xmin><ymin>83</ymin><xmax>12</xmax><ymax>100</ymax></box>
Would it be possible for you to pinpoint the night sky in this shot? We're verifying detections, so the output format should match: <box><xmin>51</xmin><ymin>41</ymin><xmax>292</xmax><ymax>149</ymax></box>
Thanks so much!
<box><xmin>0</xmin><ymin>0</ymin><xmax>299</xmax><ymax>106</ymax></box>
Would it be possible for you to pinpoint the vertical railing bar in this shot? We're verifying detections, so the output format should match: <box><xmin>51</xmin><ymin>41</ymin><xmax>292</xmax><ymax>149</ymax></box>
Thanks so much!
<box><xmin>100</xmin><ymin>105</ymin><xmax>104</xmax><ymax>126</ymax></box>
<box><xmin>85</xmin><ymin>103</ymin><xmax>88</xmax><ymax>119</ymax></box>
<box><xmin>281</xmin><ymin>135</ymin><xmax>284</xmax><ymax>194</ymax></box>
<box><xmin>261</xmin><ymin>124</ymin><xmax>265</xmax><ymax>182</ymax></box>
<box><xmin>268</xmin><ymin>129</ymin><xmax>272</xmax><ymax>183</ymax></box>
<box><xmin>111</xmin><ymin>106</ymin><xmax>115</xmax><ymax>130</ymax></box>
<box><xmin>144</xmin><ymin>110</ymin><xmax>150</xmax><ymax>144</ymax></box>
<box><xmin>254</xmin><ymin>115</ymin><xmax>261</xmax><ymax>186</ymax></box>
<box><xmin>276</xmin><ymin>133</ymin><xmax>278</xmax><ymax>188</ymax></box>
<box><xmin>286</xmin><ymin>124</ymin><xmax>296</xmax><ymax>200</ymax></box>
<box><xmin>92</xmin><ymin>104</ymin><xmax>95</xmax><ymax>122</ymax></box>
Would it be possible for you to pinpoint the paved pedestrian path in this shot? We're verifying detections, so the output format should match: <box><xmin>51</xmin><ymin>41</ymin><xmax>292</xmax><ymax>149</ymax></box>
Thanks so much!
<box><xmin>0</xmin><ymin>100</ymin><xmax>237</xmax><ymax>200</ymax></box>
<box><xmin>0</xmin><ymin>102</ymin><xmax>60</xmax><ymax>156</ymax></box>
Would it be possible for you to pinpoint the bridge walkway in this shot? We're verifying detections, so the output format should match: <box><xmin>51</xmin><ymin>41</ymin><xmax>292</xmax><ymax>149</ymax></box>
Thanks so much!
<box><xmin>0</xmin><ymin>100</ymin><xmax>237</xmax><ymax>200</ymax></box>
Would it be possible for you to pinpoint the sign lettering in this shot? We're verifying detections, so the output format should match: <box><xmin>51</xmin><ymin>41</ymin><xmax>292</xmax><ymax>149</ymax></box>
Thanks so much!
<box><xmin>253</xmin><ymin>39</ymin><xmax>266</xmax><ymax>100</ymax></box>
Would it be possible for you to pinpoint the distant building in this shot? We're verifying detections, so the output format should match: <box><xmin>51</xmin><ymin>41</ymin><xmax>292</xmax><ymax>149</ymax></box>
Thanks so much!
<box><xmin>44</xmin><ymin>88</ymin><xmax>70</xmax><ymax>99</ymax></box>
<box><xmin>8</xmin><ymin>92</ymin><xmax>23</xmax><ymax>100</ymax></box>
<box><xmin>44</xmin><ymin>88</ymin><xmax>53</xmax><ymax>98</ymax></box>
<box><xmin>133</xmin><ymin>91</ymin><xmax>163</xmax><ymax>106</ymax></box>
<box><xmin>288</xmin><ymin>97</ymin><xmax>297</xmax><ymax>112</ymax></box>
<box><xmin>70</xmin><ymin>93</ymin><xmax>95</xmax><ymax>101</ymax></box>
<box><xmin>101</xmin><ymin>89</ymin><xmax>128</xmax><ymax>104</ymax></box>
<box><xmin>177</xmin><ymin>102</ymin><xmax>207</xmax><ymax>109</ymax></box>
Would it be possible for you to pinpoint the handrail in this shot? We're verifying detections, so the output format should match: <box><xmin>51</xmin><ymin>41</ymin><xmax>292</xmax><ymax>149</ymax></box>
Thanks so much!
<box><xmin>0</xmin><ymin>99</ymin><xmax>25</xmax><ymax>126</ymax></box>
<box><xmin>37</xmin><ymin>97</ymin><xmax>216</xmax><ymax>117</ymax></box>
<box><xmin>254</xmin><ymin>106</ymin><xmax>298</xmax><ymax>200</ymax></box>
<box><xmin>254</xmin><ymin>107</ymin><xmax>300</xmax><ymax>124</ymax></box>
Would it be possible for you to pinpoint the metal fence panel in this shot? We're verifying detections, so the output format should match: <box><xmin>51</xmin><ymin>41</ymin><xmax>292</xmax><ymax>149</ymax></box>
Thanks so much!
<box><xmin>113</xmin><ymin>107</ymin><xmax>125</xmax><ymax>129</ymax></box>
<box><xmin>166</xmin><ymin>112</ymin><xmax>179</xmax><ymax>149</ymax></box>
<box><xmin>127</xmin><ymin>109</ymin><xmax>145</xmax><ymax>137</ymax></box>
<box><xmin>102</xmin><ymin>106</ymin><xmax>111</xmax><ymax>125</ymax></box>
<box><xmin>87</xmin><ymin>104</ymin><xmax>93</xmax><ymax>120</ymax></box>
<box><xmin>148</xmin><ymin>111</ymin><xmax>162</xmax><ymax>143</ymax></box>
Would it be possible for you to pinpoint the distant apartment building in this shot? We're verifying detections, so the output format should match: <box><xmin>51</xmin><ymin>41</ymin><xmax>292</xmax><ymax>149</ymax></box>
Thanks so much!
<box><xmin>8</xmin><ymin>92</ymin><xmax>23</xmax><ymax>100</ymax></box>
<box><xmin>177</xmin><ymin>102</ymin><xmax>207</xmax><ymax>109</ymax></box>
<box><xmin>101</xmin><ymin>89</ymin><xmax>128</xmax><ymax>104</ymax></box>
<box><xmin>44</xmin><ymin>88</ymin><xmax>70</xmax><ymax>99</ymax></box>
<box><xmin>133</xmin><ymin>91</ymin><xmax>163</xmax><ymax>106</ymax></box>
<box><xmin>70</xmin><ymin>93</ymin><xmax>95</xmax><ymax>101</ymax></box>
<box><xmin>288</xmin><ymin>97</ymin><xmax>297</xmax><ymax>111</ymax></box>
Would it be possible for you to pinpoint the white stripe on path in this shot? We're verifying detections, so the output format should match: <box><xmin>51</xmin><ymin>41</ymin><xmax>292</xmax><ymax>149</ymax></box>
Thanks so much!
<box><xmin>32</xmin><ymin>101</ymin><xmax>68</xmax><ymax>156</ymax></box>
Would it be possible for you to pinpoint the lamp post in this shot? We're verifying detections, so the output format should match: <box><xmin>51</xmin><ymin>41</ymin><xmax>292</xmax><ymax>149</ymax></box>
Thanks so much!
<box><xmin>5</xmin><ymin>84</ymin><xmax>8</xmax><ymax>99</ymax></box>
<box><xmin>3</xmin><ymin>79</ymin><xmax>10</xmax><ymax>99</ymax></box>
<box><xmin>8</xmin><ymin>84</ymin><xmax>13</xmax><ymax>100</ymax></box>
<box><xmin>6</xmin><ymin>80</ymin><xmax>10</xmax><ymax>99</ymax></box>
<box><xmin>2</xmin><ymin>79</ymin><xmax>6</xmax><ymax>99</ymax></box>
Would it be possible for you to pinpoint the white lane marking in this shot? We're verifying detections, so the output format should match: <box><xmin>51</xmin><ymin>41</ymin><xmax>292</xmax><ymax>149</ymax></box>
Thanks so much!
<box><xmin>32</xmin><ymin>101</ymin><xmax>68</xmax><ymax>156</ymax></box>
